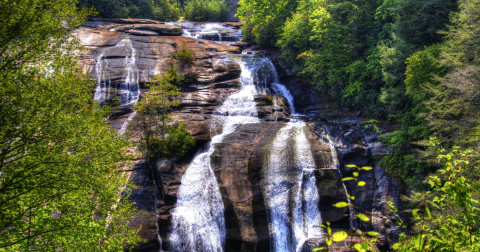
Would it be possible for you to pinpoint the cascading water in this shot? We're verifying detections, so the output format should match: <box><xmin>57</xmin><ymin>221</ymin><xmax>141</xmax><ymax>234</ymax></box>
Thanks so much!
<box><xmin>169</xmin><ymin>55</ymin><xmax>262</xmax><ymax>252</ymax></box>
<box><xmin>170</xmin><ymin>53</ymin><xmax>325</xmax><ymax>252</ymax></box>
<box><xmin>93</xmin><ymin>38</ymin><xmax>139</xmax><ymax>106</ymax></box>
<box><xmin>263</xmin><ymin>121</ymin><xmax>323</xmax><ymax>252</ymax></box>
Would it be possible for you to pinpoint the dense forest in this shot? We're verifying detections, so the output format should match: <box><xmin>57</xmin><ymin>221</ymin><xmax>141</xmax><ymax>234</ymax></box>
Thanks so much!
<box><xmin>238</xmin><ymin>0</ymin><xmax>480</xmax><ymax>187</ymax></box>
<box><xmin>77</xmin><ymin>0</ymin><xmax>231</xmax><ymax>21</ymax></box>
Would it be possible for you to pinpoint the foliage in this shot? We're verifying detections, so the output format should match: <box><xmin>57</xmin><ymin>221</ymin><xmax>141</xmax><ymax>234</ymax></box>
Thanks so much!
<box><xmin>239</xmin><ymin>0</ymin><xmax>477</xmax><ymax>186</ymax></box>
<box><xmin>315</xmin><ymin>165</ymin><xmax>380</xmax><ymax>251</ymax></box>
<box><xmin>172</xmin><ymin>43</ymin><xmax>195</xmax><ymax>66</ymax></box>
<box><xmin>147</xmin><ymin>123</ymin><xmax>196</xmax><ymax>159</ymax></box>
<box><xmin>237</xmin><ymin>0</ymin><xmax>298</xmax><ymax>47</ymax></box>
<box><xmin>77</xmin><ymin>0</ymin><xmax>181</xmax><ymax>21</ymax></box>
<box><xmin>390</xmin><ymin>141</ymin><xmax>480</xmax><ymax>251</ymax></box>
<box><xmin>0</xmin><ymin>0</ymin><xmax>142</xmax><ymax>250</ymax></box>
<box><xmin>183</xmin><ymin>0</ymin><xmax>230</xmax><ymax>22</ymax></box>
<box><xmin>135</xmin><ymin>61</ymin><xmax>195</xmax><ymax>160</ymax></box>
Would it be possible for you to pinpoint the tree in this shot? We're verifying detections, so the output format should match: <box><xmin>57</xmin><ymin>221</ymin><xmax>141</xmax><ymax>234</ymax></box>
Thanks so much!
<box><xmin>135</xmin><ymin>61</ymin><xmax>195</xmax><ymax>160</ymax></box>
<box><xmin>77</xmin><ymin>0</ymin><xmax>181</xmax><ymax>21</ymax></box>
<box><xmin>0</xmin><ymin>0</ymin><xmax>142</xmax><ymax>250</ymax></box>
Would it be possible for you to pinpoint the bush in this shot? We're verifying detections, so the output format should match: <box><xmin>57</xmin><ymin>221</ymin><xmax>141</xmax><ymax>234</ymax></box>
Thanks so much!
<box><xmin>172</xmin><ymin>43</ymin><xmax>195</xmax><ymax>66</ymax></box>
<box><xmin>184</xmin><ymin>0</ymin><xmax>230</xmax><ymax>22</ymax></box>
<box><xmin>148</xmin><ymin>123</ymin><xmax>196</xmax><ymax>160</ymax></box>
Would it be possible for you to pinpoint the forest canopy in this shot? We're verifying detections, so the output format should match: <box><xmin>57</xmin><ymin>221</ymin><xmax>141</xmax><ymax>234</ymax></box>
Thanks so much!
<box><xmin>77</xmin><ymin>0</ymin><xmax>181</xmax><ymax>21</ymax></box>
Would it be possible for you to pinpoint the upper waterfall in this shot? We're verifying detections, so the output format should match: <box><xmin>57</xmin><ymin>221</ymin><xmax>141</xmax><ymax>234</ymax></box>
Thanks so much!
<box><xmin>93</xmin><ymin>38</ymin><xmax>140</xmax><ymax>106</ymax></box>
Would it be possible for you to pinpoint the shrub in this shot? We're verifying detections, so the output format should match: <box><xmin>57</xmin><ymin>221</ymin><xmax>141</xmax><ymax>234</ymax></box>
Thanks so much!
<box><xmin>147</xmin><ymin>123</ymin><xmax>196</xmax><ymax>160</ymax></box>
<box><xmin>172</xmin><ymin>43</ymin><xmax>195</xmax><ymax>66</ymax></box>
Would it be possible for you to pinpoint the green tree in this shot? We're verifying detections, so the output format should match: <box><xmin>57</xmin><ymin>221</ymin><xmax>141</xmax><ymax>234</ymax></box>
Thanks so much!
<box><xmin>391</xmin><ymin>142</ymin><xmax>480</xmax><ymax>251</ymax></box>
<box><xmin>183</xmin><ymin>0</ymin><xmax>230</xmax><ymax>22</ymax></box>
<box><xmin>237</xmin><ymin>0</ymin><xmax>298</xmax><ymax>47</ymax></box>
<box><xmin>77</xmin><ymin>0</ymin><xmax>180</xmax><ymax>21</ymax></box>
<box><xmin>0</xmin><ymin>0</ymin><xmax>142</xmax><ymax>250</ymax></box>
<box><xmin>136</xmin><ymin>62</ymin><xmax>195</xmax><ymax>160</ymax></box>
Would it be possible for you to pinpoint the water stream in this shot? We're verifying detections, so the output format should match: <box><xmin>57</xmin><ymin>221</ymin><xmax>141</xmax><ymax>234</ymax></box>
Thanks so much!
<box><xmin>170</xmin><ymin>53</ymin><xmax>324</xmax><ymax>252</ymax></box>
<box><xmin>263</xmin><ymin>121</ymin><xmax>323</xmax><ymax>252</ymax></box>
<box><xmin>169</xmin><ymin>55</ymin><xmax>262</xmax><ymax>252</ymax></box>
<box><xmin>93</xmin><ymin>38</ymin><xmax>140</xmax><ymax>106</ymax></box>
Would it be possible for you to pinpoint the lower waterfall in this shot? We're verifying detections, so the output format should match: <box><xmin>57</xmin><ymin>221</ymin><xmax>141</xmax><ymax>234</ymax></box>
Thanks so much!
<box><xmin>263</xmin><ymin>122</ymin><xmax>323</xmax><ymax>252</ymax></box>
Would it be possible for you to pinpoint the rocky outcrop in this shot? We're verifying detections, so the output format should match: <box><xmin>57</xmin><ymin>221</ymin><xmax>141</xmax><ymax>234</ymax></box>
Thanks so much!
<box><xmin>77</xmin><ymin>19</ymin><xmax>407</xmax><ymax>251</ymax></box>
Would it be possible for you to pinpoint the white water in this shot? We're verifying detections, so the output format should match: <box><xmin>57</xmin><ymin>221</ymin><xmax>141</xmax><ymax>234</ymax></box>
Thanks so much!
<box><xmin>263</xmin><ymin>122</ymin><xmax>323</xmax><ymax>252</ymax></box>
<box><xmin>93</xmin><ymin>38</ymin><xmax>139</xmax><ymax>106</ymax></box>
<box><xmin>170</xmin><ymin>54</ymin><xmax>324</xmax><ymax>252</ymax></box>
<box><xmin>169</xmin><ymin>55</ymin><xmax>262</xmax><ymax>252</ymax></box>
<box><xmin>118</xmin><ymin>112</ymin><xmax>136</xmax><ymax>136</ymax></box>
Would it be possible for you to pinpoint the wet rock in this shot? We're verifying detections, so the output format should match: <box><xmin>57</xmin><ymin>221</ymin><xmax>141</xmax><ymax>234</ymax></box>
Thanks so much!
<box><xmin>125</xmin><ymin>29</ymin><xmax>160</xmax><ymax>36</ymax></box>
<box><xmin>127</xmin><ymin>160</ymin><xmax>161</xmax><ymax>251</ymax></box>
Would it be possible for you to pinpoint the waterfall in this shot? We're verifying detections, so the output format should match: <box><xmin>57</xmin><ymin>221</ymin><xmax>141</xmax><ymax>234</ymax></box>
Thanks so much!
<box><xmin>263</xmin><ymin>121</ymin><xmax>323</xmax><ymax>252</ymax></box>
<box><xmin>170</xmin><ymin>54</ymin><xmax>324</xmax><ymax>252</ymax></box>
<box><xmin>93</xmin><ymin>38</ymin><xmax>139</xmax><ymax>106</ymax></box>
<box><xmin>169</xmin><ymin>55</ymin><xmax>262</xmax><ymax>252</ymax></box>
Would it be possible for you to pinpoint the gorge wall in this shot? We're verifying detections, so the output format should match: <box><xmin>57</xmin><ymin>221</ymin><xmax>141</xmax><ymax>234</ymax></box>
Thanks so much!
<box><xmin>75</xmin><ymin>19</ymin><xmax>408</xmax><ymax>252</ymax></box>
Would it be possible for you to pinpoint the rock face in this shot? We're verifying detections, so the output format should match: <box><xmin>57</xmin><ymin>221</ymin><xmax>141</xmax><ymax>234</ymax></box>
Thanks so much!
<box><xmin>76</xmin><ymin>20</ymin><xmax>406</xmax><ymax>252</ymax></box>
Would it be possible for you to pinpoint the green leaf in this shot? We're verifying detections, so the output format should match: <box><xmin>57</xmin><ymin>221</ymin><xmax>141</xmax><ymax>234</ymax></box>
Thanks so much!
<box><xmin>353</xmin><ymin>172</ymin><xmax>359</xmax><ymax>177</ymax></box>
<box><xmin>429</xmin><ymin>201</ymin><xmax>441</xmax><ymax>210</ymax></box>
<box><xmin>425</xmin><ymin>206</ymin><xmax>431</xmax><ymax>219</ymax></box>
<box><xmin>313</xmin><ymin>248</ymin><xmax>327</xmax><ymax>251</ymax></box>
<box><xmin>357</xmin><ymin>181</ymin><xmax>366</xmax><ymax>186</ymax></box>
<box><xmin>332</xmin><ymin>231</ymin><xmax>349</xmax><ymax>242</ymax></box>
<box><xmin>333</xmin><ymin>202</ymin><xmax>351</xmax><ymax>208</ymax></box>
<box><xmin>414</xmin><ymin>234</ymin><xmax>423</xmax><ymax>251</ymax></box>
<box><xmin>412</xmin><ymin>209</ymin><xmax>420</xmax><ymax>218</ymax></box>
<box><xmin>342</xmin><ymin>177</ymin><xmax>356</xmax><ymax>181</ymax></box>
<box><xmin>326</xmin><ymin>237</ymin><xmax>332</xmax><ymax>246</ymax></box>
<box><xmin>356</xmin><ymin>213</ymin><xmax>370</xmax><ymax>222</ymax></box>
<box><xmin>327</xmin><ymin>226</ymin><xmax>332</xmax><ymax>235</ymax></box>
<box><xmin>367</xmin><ymin>231</ymin><xmax>380</xmax><ymax>236</ymax></box>
<box><xmin>346</xmin><ymin>164</ymin><xmax>357</xmax><ymax>168</ymax></box>
<box><xmin>317</xmin><ymin>224</ymin><xmax>326</xmax><ymax>228</ymax></box>
<box><xmin>354</xmin><ymin>244</ymin><xmax>363</xmax><ymax>251</ymax></box>
<box><xmin>361</xmin><ymin>166</ymin><xmax>373</xmax><ymax>171</ymax></box>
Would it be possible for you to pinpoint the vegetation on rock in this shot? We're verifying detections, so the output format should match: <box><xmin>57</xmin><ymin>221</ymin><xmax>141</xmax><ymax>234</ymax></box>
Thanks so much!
<box><xmin>135</xmin><ymin>61</ymin><xmax>196</xmax><ymax>161</ymax></box>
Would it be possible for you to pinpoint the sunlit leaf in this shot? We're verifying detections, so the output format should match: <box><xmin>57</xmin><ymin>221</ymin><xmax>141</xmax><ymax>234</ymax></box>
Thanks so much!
<box><xmin>354</xmin><ymin>244</ymin><xmax>363</xmax><ymax>251</ymax></box>
<box><xmin>367</xmin><ymin>231</ymin><xmax>380</xmax><ymax>236</ymax></box>
<box><xmin>361</xmin><ymin>166</ymin><xmax>373</xmax><ymax>171</ymax></box>
<box><xmin>346</xmin><ymin>164</ymin><xmax>357</xmax><ymax>168</ymax></box>
<box><xmin>425</xmin><ymin>206</ymin><xmax>431</xmax><ymax>219</ymax></box>
<box><xmin>333</xmin><ymin>202</ymin><xmax>351</xmax><ymax>208</ymax></box>
<box><xmin>332</xmin><ymin>231</ymin><xmax>348</xmax><ymax>242</ymax></box>
<box><xmin>353</xmin><ymin>172</ymin><xmax>359</xmax><ymax>177</ymax></box>
<box><xmin>326</xmin><ymin>237</ymin><xmax>332</xmax><ymax>246</ymax></box>
<box><xmin>356</xmin><ymin>213</ymin><xmax>370</xmax><ymax>222</ymax></box>
<box><xmin>342</xmin><ymin>177</ymin><xmax>356</xmax><ymax>181</ymax></box>
<box><xmin>317</xmin><ymin>224</ymin><xmax>326</xmax><ymax>228</ymax></box>
<box><xmin>357</xmin><ymin>181</ymin><xmax>366</xmax><ymax>186</ymax></box>
<box><xmin>327</xmin><ymin>226</ymin><xmax>332</xmax><ymax>235</ymax></box>
<box><xmin>313</xmin><ymin>248</ymin><xmax>326</xmax><ymax>251</ymax></box>
<box><xmin>412</xmin><ymin>209</ymin><xmax>420</xmax><ymax>218</ymax></box>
